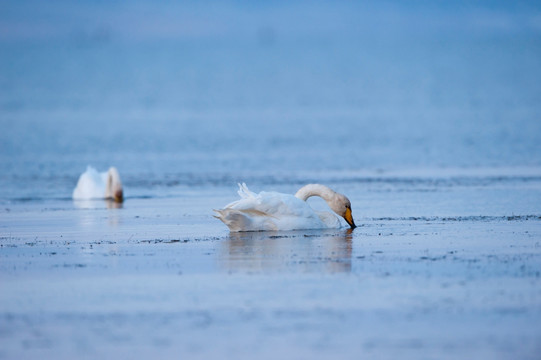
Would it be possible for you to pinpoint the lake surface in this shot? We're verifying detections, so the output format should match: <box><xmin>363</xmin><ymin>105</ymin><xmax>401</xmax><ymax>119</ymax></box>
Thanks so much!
<box><xmin>1</xmin><ymin>1</ymin><xmax>541</xmax><ymax>359</ymax></box>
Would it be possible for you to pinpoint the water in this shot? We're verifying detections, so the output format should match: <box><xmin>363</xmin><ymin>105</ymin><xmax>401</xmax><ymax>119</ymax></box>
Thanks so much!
<box><xmin>1</xmin><ymin>1</ymin><xmax>541</xmax><ymax>359</ymax></box>
<box><xmin>1</xmin><ymin>1</ymin><xmax>541</xmax><ymax>202</ymax></box>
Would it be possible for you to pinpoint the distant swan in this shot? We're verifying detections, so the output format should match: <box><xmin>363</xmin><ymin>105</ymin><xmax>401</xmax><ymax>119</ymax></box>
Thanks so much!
<box><xmin>72</xmin><ymin>166</ymin><xmax>124</xmax><ymax>203</ymax></box>
<box><xmin>215</xmin><ymin>183</ymin><xmax>356</xmax><ymax>232</ymax></box>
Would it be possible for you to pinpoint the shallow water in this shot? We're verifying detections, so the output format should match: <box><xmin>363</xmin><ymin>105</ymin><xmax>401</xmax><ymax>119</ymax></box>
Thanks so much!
<box><xmin>1</xmin><ymin>1</ymin><xmax>541</xmax><ymax>359</ymax></box>
<box><xmin>1</xmin><ymin>198</ymin><xmax>541</xmax><ymax>359</ymax></box>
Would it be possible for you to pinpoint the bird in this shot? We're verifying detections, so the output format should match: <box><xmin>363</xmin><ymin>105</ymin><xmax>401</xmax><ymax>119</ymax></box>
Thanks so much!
<box><xmin>72</xmin><ymin>166</ymin><xmax>124</xmax><ymax>203</ymax></box>
<box><xmin>214</xmin><ymin>183</ymin><xmax>356</xmax><ymax>232</ymax></box>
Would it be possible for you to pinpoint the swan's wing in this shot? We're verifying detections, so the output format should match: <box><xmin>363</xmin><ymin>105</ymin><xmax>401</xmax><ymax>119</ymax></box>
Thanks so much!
<box><xmin>216</xmin><ymin>184</ymin><xmax>325</xmax><ymax>231</ymax></box>
<box><xmin>222</xmin><ymin>183</ymin><xmax>256</xmax><ymax>208</ymax></box>
<box><xmin>227</xmin><ymin>189</ymin><xmax>310</xmax><ymax>218</ymax></box>
<box><xmin>214</xmin><ymin>208</ymin><xmax>279</xmax><ymax>232</ymax></box>
<box><xmin>237</xmin><ymin>182</ymin><xmax>257</xmax><ymax>199</ymax></box>
<box><xmin>315</xmin><ymin>211</ymin><xmax>341</xmax><ymax>228</ymax></box>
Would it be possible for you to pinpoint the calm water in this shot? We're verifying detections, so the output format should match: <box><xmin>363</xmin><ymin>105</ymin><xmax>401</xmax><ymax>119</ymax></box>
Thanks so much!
<box><xmin>1</xmin><ymin>1</ymin><xmax>541</xmax><ymax>203</ymax></box>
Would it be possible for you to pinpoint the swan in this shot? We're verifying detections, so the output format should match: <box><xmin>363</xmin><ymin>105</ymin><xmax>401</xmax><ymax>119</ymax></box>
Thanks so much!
<box><xmin>72</xmin><ymin>166</ymin><xmax>124</xmax><ymax>203</ymax></box>
<box><xmin>214</xmin><ymin>183</ymin><xmax>356</xmax><ymax>232</ymax></box>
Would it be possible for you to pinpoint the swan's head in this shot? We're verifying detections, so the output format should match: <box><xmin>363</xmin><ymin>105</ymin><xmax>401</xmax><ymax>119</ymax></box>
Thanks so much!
<box><xmin>295</xmin><ymin>184</ymin><xmax>357</xmax><ymax>229</ymax></box>
<box><xmin>105</xmin><ymin>167</ymin><xmax>123</xmax><ymax>203</ymax></box>
<box><xmin>330</xmin><ymin>193</ymin><xmax>356</xmax><ymax>229</ymax></box>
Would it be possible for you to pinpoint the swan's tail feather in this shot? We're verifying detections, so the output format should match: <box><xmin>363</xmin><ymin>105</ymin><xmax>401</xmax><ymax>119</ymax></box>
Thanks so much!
<box><xmin>214</xmin><ymin>208</ymin><xmax>276</xmax><ymax>232</ymax></box>
<box><xmin>214</xmin><ymin>208</ymin><xmax>252</xmax><ymax>232</ymax></box>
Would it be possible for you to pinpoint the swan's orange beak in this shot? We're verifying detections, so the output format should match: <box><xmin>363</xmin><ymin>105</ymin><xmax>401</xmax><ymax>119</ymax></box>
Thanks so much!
<box><xmin>344</xmin><ymin>207</ymin><xmax>356</xmax><ymax>229</ymax></box>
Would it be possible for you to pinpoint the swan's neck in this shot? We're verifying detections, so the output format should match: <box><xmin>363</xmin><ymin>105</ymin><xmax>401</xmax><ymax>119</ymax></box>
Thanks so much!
<box><xmin>105</xmin><ymin>167</ymin><xmax>123</xmax><ymax>202</ymax></box>
<box><xmin>294</xmin><ymin>184</ymin><xmax>336</xmax><ymax>203</ymax></box>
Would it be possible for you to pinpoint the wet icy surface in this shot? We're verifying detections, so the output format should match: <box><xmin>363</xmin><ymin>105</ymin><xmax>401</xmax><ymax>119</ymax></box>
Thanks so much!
<box><xmin>1</xmin><ymin>182</ymin><xmax>541</xmax><ymax>359</ymax></box>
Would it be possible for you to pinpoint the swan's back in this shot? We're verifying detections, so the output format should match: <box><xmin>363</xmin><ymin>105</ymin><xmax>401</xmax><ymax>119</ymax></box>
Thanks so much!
<box><xmin>73</xmin><ymin>166</ymin><xmax>106</xmax><ymax>200</ymax></box>
<box><xmin>215</xmin><ymin>183</ymin><xmax>338</xmax><ymax>232</ymax></box>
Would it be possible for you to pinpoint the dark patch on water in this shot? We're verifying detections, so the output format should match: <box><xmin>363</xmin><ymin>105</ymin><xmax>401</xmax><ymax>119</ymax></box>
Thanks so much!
<box><xmin>372</xmin><ymin>215</ymin><xmax>541</xmax><ymax>222</ymax></box>
<box><xmin>53</xmin><ymin>263</ymin><xmax>87</xmax><ymax>268</ymax></box>
<box><xmin>125</xmin><ymin>173</ymin><xmax>541</xmax><ymax>190</ymax></box>
<box><xmin>139</xmin><ymin>239</ymin><xmax>189</xmax><ymax>244</ymax></box>
<box><xmin>419</xmin><ymin>255</ymin><xmax>447</xmax><ymax>261</ymax></box>
<box><xmin>4</xmin><ymin>172</ymin><xmax>540</xmax><ymax>204</ymax></box>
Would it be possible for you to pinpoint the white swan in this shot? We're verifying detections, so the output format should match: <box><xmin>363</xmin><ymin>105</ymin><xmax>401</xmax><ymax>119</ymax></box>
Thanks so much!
<box><xmin>72</xmin><ymin>166</ymin><xmax>124</xmax><ymax>203</ymax></box>
<box><xmin>215</xmin><ymin>183</ymin><xmax>356</xmax><ymax>232</ymax></box>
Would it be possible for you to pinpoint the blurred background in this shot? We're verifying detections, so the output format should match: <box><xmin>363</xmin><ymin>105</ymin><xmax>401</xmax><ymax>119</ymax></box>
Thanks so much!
<box><xmin>1</xmin><ymin>0</ymin><xmax>540</xmax><ymax>200</ymax></box>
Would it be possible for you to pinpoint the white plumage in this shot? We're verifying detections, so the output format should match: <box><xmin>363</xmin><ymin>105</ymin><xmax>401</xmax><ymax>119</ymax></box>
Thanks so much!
<box><xmin>215</xmin><ymin>183</ymin><xmax>356</xmax><ymax>232</ymax></box>
<box><xmin>72</xmin><ymin>166</ymin><xmax>124</xmax><ymax>202</ymax></box>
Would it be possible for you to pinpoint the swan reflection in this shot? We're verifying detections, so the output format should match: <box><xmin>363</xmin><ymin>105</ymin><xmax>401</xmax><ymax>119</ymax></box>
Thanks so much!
<box><xmin>74</xmin><ymin>199</ymin><xmax>122</xmax><ymax>228</ymax></box>
<box><xmin>73</xmin><ymin>198</ymin><xmax>123</xmax><ymax>210</ymax></box>
<box><xmin>219</xmin><ymin>229</ymin><xmax>353</xmax><ymax>273</ymax></box>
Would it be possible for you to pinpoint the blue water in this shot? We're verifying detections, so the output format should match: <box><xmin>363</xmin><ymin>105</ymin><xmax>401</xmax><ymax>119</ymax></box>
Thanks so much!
<box><xmin>1</xmin><ymin>1</ymin><xmax>541</xmax><ymax>202</ymax></box>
